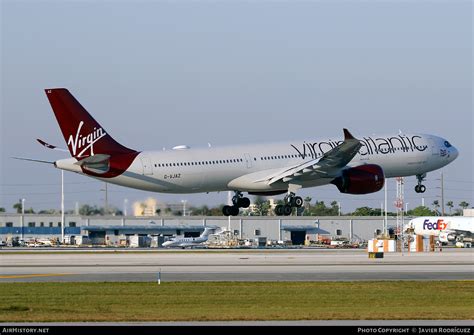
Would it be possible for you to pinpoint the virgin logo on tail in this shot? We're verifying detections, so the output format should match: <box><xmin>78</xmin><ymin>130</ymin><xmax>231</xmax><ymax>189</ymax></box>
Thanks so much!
<box><xmin>67</xmin><ymin>121</ymin><xmax>107</xmax><ymax>158</ymax></box>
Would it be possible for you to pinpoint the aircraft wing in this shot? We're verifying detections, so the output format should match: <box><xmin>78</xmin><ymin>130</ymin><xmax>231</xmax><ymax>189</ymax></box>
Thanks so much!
<box><xmin>262</xmin><ymin>129</ymin><xmax>362</xmax><ymax>185</ymax></box>
<box><xmin>450</xmin><ymin>229</ymin><xmax>473</xmax><ymax>236</ymax></box>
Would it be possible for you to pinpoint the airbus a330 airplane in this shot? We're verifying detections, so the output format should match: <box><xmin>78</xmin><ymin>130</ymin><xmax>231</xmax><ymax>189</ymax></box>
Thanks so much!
<box><xmin>22</xmin><ymin>88</ymin><xmax>459</xmax><ymax>216</ymax></box>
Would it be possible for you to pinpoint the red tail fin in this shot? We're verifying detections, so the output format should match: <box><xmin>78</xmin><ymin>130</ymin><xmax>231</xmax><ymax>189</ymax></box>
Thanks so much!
<box><xmin>45</xmin><ymin>88</ymin><xmax>136</xmax><ymax>159</ymax></box>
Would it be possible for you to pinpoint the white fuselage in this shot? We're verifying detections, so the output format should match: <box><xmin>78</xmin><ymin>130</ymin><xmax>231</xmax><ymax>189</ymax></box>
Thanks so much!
<box><xmin>407</xmin><ymin>217</ymin><xmax>474</xmax><ymax>237</ymax></box>
<box><xmin>162</xmin><ymin>235</ymin><xmax>209</xmax><ymax>248</ymax></box>
<box><xmin>55</xmin><ymin>132</ymin><xmax>458</xmax><ymax>194</ymax></box>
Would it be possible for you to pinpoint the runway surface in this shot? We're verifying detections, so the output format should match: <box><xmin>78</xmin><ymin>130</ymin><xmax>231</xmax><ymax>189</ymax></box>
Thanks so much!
<box><xmin>1</xmin><ymin>248</ymin><xmax>472</xmax><ymax>282</ymax></box>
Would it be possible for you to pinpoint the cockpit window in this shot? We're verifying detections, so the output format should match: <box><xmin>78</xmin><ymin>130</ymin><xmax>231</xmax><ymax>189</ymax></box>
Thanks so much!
<box><xmin>444</xmin><ymin>141</ymin><xmax>452</xmax><ymax>148</ymax></box>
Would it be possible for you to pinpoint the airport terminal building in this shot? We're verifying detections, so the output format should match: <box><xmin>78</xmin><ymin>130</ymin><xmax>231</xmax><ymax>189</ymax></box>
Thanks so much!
<box><xmin>0</xmin><ymin>213</ymin><xmax>399</xmax><ymax>246</ymax></box>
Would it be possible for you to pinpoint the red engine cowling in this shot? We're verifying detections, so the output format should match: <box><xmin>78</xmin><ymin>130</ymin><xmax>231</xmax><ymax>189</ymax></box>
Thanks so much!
<box><xmin>331</xmin><ymin>164</ymin><xmax>385</xmax><ymax>194</ymax></box>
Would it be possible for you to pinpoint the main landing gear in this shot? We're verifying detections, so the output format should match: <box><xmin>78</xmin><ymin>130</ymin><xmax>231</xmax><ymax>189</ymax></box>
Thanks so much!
<box><xmin>415</xmin><ymin>173</ymin><xmax>426</xmax><ymax>193</ymax></box>
<box><xmin>274</xmin><ymin>193</ymin><xmax>304</xmax><ymax>216</ymax></box>
<box><xmin>222</xmin><ymin>191</ymin><xmax>251</xmax><ymax>216</ymax></box>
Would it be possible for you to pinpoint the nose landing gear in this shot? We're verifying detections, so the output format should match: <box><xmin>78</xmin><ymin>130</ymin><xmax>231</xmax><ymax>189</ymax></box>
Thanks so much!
<box><xmin>415</xmin><ymin>174</ymin><xmax>426</xmax><ymax>193</ymax></box>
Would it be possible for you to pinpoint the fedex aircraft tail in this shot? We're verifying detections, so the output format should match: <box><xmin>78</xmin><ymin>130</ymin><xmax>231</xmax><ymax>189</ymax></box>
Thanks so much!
<box><xmin>45</xmin><ymin>88</ymin><xmax>136</xmax><ymax>159</ymax></box>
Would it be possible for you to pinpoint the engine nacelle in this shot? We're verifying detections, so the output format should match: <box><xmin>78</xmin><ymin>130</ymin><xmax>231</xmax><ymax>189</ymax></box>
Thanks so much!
<box><xmin>331</xmin><ymin>164</ymin><xmax>385</xmax><ymax>194</ymax></box>
<box><xmin>439</xmin><ymin>232</ymin><xmax>456</xmax><ymax>243</ymax></box>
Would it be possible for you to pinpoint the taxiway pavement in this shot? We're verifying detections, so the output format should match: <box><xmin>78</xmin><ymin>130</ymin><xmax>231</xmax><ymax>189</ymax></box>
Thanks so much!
<box><xmin>1</xmin><ymin>248</ymin><xmax>472</xmax><ymax>282</ymax></box>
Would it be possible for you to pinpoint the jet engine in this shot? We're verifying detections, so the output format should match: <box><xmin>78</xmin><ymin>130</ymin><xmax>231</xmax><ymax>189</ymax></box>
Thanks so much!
<box><xmin>439</xmin><ymin>232</ymin><xmax>456</xmax><ymax>243</ymax></box>
<box><xmin>331</xmin><ymin>164</ymin><xmax>385</xmax><ymax>194</ymax></box>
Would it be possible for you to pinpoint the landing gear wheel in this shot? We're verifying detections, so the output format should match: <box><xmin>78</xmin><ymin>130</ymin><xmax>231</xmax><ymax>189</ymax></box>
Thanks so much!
<box><xmin>232</xmin><ymin>192</ymin><xmax>250</xmax><ymax>209</ymax></box>
<box><xmin>281</xmin><ymin>192</ymin><xmax>301</xmax><ymax>215</ymax></box>
<box><xmin>222</xmin><ymin>205</ymin><xmax>232</xmax><ymax>216</ymax></box>
<box><xmin>283</xmin><ymin>205</ymin><xmax>292</xmax><ymax>216</ymax></box>
<box><xmin>223</xmin><ymin>205</ymin><xmax>240</xmax><ymax>216</ymax></box>
<box><xmin>238</xmin><ymin>197</ymin><xmax>251</xmax><ymax>208</ymax></box>
<box><xmin>274</xmin><ymin>205</ymin><xmax>284</xmax><ymax>216</ymax></box>
<box><xmin>415</xmin><ymin>174</ymin><xmax>427</xmax><ymax>194</ymax></box>
<box><xmin>230</xmin><ymin>206</ymin><xmax>239</xmax><ymax>216</ymax></box>
<box><xmin>414</xmin><ymin>185</ymin><xmax>426</xmax><ymax>193</ymax></box>
<box><xmin>293</xmin><ymin>196</ymin><xmax>303</xmax><ymax>208</ymax></box>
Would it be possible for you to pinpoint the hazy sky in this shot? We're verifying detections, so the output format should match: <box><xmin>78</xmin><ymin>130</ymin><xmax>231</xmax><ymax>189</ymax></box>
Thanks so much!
<box><xmin>1</xmin><ymin>0</ymin><xmax>472</xmax><ymax>214</ymax></box>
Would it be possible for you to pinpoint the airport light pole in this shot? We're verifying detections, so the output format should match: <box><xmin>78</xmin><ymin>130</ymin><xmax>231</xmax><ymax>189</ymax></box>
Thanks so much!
<box><xmin>440</xmin><ymin>173</ymin><xmax>445</xmax><ymax>216</ymax></box>
<box><xmin>100</xmin><ymin>183</ymin><xmax>109</xmax><ymax>215</ymax></box>
<box><xmin>123</xmin><ymin>199</ymin><xmax>128</xmax><ymax>216</ymax></box>
<box><xmin>21</xmin><ymin>198</ymin><xmax>25</xmax><ymax>240</ymax></box>
<box><xmin>181</xmin><ymin>200</ymin><xmax>187</xmax><ymax>217</ymax></box>
<box><xmin>105</xmin><ymin>183</ymin><xmax>108</xmax><ymax>215</ymax></box>
<box><xmin>384</xmin><ymin>178</ymin><xmax>388</xmax><ymax>237</ymax></box>
<box><xmin>61</xmin><ymin>170</ymin><xmax>65</xmax><ymax>244</ymax></box>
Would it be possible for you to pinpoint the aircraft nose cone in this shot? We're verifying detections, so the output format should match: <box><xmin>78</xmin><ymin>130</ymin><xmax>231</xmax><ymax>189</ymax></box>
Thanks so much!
<box><xmin>451</xmin><ymin>147</ymin><xmax>459</xmax><ymax>161</ymax></box>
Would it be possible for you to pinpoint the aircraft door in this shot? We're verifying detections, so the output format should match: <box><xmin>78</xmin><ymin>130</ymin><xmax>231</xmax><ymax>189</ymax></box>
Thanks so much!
<box><xmin>140</xmin><ymin>155</ymin><xmax>153</xmax><ymax>175</ymax></box>
<box><xmin>244</xmin><ymin>153</ymin><xmax>253</xmax><ymax>169</ymax></box>
<box><xmin>431</xmin><ymin>138</ymin><xmax>440</xmax><ymax>157</ymax></box>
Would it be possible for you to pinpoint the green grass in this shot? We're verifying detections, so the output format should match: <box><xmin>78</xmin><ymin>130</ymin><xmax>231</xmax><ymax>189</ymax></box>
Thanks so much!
<box><xmin>0</xmin><ymin>281</ymin><xmax>472</xmax><ymax>321</ymax></box>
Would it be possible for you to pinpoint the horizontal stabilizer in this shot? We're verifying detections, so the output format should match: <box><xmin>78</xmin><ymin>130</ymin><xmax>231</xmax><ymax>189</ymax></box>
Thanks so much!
<box><xmin>12</xmin><ymin>157</ymin><xmax>54</xmax><ymax>164</ymax></box>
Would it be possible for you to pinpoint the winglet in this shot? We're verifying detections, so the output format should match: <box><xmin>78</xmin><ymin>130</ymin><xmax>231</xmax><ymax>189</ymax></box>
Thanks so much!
<box><xmin>37</xmin><ymin>138</ymin><xmax>57</xmax><ymax>149</ymax></box>
<box><xmin>37</xmin><ymin>138</ymin><xmax>68</xmax><ymax>152</ymax></box>
<box><xmin>343</xmin><ymin>128</ymin><xmax>355</xmax><ymax>140</ymax></box>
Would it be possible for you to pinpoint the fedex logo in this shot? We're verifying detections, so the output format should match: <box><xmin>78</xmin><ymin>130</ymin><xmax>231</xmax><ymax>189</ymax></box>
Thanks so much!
<box><xmin>423</xmin><ymin>219</ymin><xmax>448</xmax><ymax>231</ymax></box>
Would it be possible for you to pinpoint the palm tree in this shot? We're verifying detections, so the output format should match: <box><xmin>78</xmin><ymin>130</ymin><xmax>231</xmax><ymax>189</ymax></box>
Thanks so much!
<box><xmin>432</xmin><ymin>200</ymin><xmax>440</xmax><ymax>215</ymax></box>
<box><xmin>459</xmin><ymin>201</ymin><xmax>470</xmax><ymax>210</ymax></box>
<box><xmin>446</xmin><ymin>201</ymin><xmax>454</xmax><ymax>215</ymax></box>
